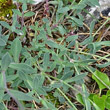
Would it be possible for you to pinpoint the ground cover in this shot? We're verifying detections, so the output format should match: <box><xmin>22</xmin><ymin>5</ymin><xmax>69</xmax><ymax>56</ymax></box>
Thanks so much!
<box><xmin>0</xmin><ymin>0</ymin><xmax>110</xmax><ymax>110</ymax></box>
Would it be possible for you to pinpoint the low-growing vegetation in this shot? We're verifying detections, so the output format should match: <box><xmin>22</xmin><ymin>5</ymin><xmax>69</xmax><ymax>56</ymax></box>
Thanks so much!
<box><xmin>0</xmin><ymin>0</ymin><xmax>110</xmax><ymax>110</ymax></box>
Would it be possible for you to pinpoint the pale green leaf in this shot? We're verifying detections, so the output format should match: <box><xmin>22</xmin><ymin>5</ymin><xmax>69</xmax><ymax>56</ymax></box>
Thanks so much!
<box><xmin>1</xmin><ymin>52</ymin><xmax>12</xmax><ymax>71</ymax></box>
<box><xmin>65</xmin><ymin>73</ymin><xmax>87</xmax><ymax>83</ymax></box>
<box><xmin>11</xmin><ymin>38</ymin><xmax>22</xmax><ymax>63</ymax></box>
<box><xmin>9</xmin><ymin>63</ymin><xmax>35</xmax><ymax>74</ymax></box>
<box><xmin>24</xmin><ymin>11</ymin><xmax>35</xmax><ymax>17</ymax></box>
<box><xmin>0</xmin><ymin>38</ymin><xmax>6</xmax><ymax>46</ymax></box>
<box><xmin>46</xmin><ymin>40</ymin><xmax>59</xmax><ymax>48</ymax></box>
<box><xmin>0</xmin><ymin>21</ymin><xmax>10</xmax><ymax>29</ymax></box>
<box><xmin>9</xmin><ymin>89</ymin><xmax>33</xmax><ymax>101</ymax></box>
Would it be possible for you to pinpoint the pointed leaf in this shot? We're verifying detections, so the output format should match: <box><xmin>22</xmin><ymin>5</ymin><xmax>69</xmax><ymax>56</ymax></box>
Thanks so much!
<box><xmin>11</xmin><ymin>38</ymin><xmax>22</xmax><ymax>63</ymax></box>
<box><xmin>0</xmin><ymin>38</ymin><xmax>6</xmax><ymax>46</ymax></box>
<box><xmin>9</xmin><ymin>63</ymin><xmax>35</xmax><ymax>74</ymax></box>
<box><xmin>46</xmin><ymin>40</ymin><xmax>59</xmax><ymax>48</ymax></box>
<box><xmin>0</xmin><ymin>21</ymin><xmax>10</xmax><ymax>29</ymax></box>
<box><xmin>76</xmin><ymin>93</ymin><xmax>85</xmax><ymax>105</ymax></box>
<box><xmin>24</xmin><ymin>11</ymin><xmax>35</xmax><ymax>17</ymax></box>
<box><xmin>90</xmin><ymin>20</ymin><xmax>95</xmax><ymax>36</ymax></box>
<box><xmin>33</xmin><ymin>74</ymin><xmax>45</xmax><ymax>88</ymax></box>
<box><xmin>65</xmin><ymin>73</ymin><xmax>87</xmax><ymax>83</ymax></box>
<box><xmin>0</xmin><ymin>74</ymin><xmax>4</xmax><ymax>89</ymax></box>
<box><xmin>1</xmin><ymin>52</ymin><xmax>12</xmax><ymax>71</ymax></box>
<box><xmin>9</xmin><ymin>89</ymin><xmax>33</xmax><ymax>101</ymax></box>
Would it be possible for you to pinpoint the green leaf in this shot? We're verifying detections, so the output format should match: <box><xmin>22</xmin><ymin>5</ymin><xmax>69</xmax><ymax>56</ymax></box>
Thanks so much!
<box><xmin>51</xmin><ymin>81</ymin><xmax>63</xmax><ymax>88</ymax></box>
<box><xmin>94</xmin><ymin>41</ymin><xmax>110</xmax><ymax>47</ymax></box>
<box><xmin>36</xmin><ymin>87</ymin><xmax>47</xmax><ymax>95</ymax></box>
<box><xmin>0</xmin><ymin>90</ymin><xmax>4</xmax><ymax>102</ymax></box>
<box><xmin>14</xmin><ymin>29</ymin><xmax>23</xmax><ymax>35</ymax></box>
<box><xmin>0</xmin><ymin>21</ymin><xmax>10</xmax><ymax>29</ymax></box>
<box><xmin>46</xmin><ymin>62</ymin><xmax>56</xmax><ymax>72</ymax></box>
<box><xmin>58</xmin><ymin>25</ymin><xmax>66</xmax><ymax>35</ymax></box>
<box><xmin>88</xmin><ymin>0</ymin><xmax>100</xmax><ymax>6</ymax></box>
<box><xmin>12</xmin><ymin>9</ymin><xmax>22</xmax><ymax>16</ymax></box>
<box><xmin>0</xmin><ymin>103</ymin><xmax>6</xmax><ymax>110</ymax></box>
<box><xmin>6</xmin><ymin>74</ymin><xmax>18</xmax><ymax>82</ymax></box>
<box><xmin>43</xmin><ymin>52</ymin><xmax>50</xmax><ymax>68</ymax></box>
<box><xmin>107</xmin><ymin>90</ymin><xmax>110</xmax><ymax>96</ymax></box>
<box><xmin>105</xmin><ymin>90</ymin><xmax>110</xmax><ymax>109</ymax></box>
<box><xmin>71</xmin><ymin>3</ymin><xmax>86</xmax><ymax>10</ymax></box>
<box><xmin>69</xmin><ymin>16</ymin><xmax>83</xmax><ymax>26</ymax></box>
<box><xmin>76</xmin><ymin>93</ymin><xmax>85</xmax><ymax>105</ymax></box>
<box><xmin>18</xmin><ymin>70</ymin><xmax>28</xmax><ymax>81</ymax></box>
<box><xmin>81</xmin><ymin>36</ymin><xmax>93</xmax><ymax>45</ymax></box>
<box><xmin>82</xmin><ymin>84</ymin><xmax>91</xmax><ymax>110</ymax></box>
<box><xmin>0</xmin><ymin>74</ymin><xmax>4</xmax><ymax>89</ymax></box>
<box><xmin>65</xmin><ymin>73</ymin><xmax>87</xmax><ymax>83</ymax></box>
<box><xmin>46</xmin><ymin>40</ymin><xmax>59</xmax><ymax>48</ymax></box>
<box><xmin>67</xmin><ymin>41</ymin><xmax>75</xmax><ymax>48</ymax></box>
<box><xmin>11</xmin><ymin>38</ymin><xmax>22</xmax><ymax>63</ymax></box>
<box><xmin>1</xmin><ymin>52</ymin><xmax>12</xmax><ymax>71</ymax></box>
<box><xmin>0</xmin><ymin>38</ymin><xmax>6</xmax><ymax>46</ymax></box>
<box><xmin>22</xmin><ymin>2</ymin><xmax>27</xmax><ymax>12</ymax></box>
<box><xmin>93</xmin><ymin>95</ymin><xmax>106</xmax><ymax>110</ymax></box>
<box><xmin>105</xmin><ymin>96</ymin><xmax>110</xmax><ymax>109</ymax></box>
<box><xmin>41</xmin><ymin>99</ymin><xmax>56</xmax><ymax>109</ymax></box>
<box><xmin>58</xmin><ymin>7</ymin><xmax>69</xmax><ymax>13</ymax></box>
<box><xmin>0</xmin><ymin>26</ymin><xmax>2</xmax><ymax>36</ymax></box>
<box><xmin>90</xmin><ymin>20</ymin><xmax>95</xmax><ymax>36</ymax></box>
<box><xmin>66</xmin><ymin>35</ymin><xmax>78</xmax><ymax>42</ymax></box>
<box><xmin>33</xmin><ymin>74</ymin><xmax>46</xmax><ymax>95</ymax></box>
<box><xmin>9</xmin><ymin>63</ymin><xmax>35</xmax><ymax>74</ymax></box>
<box><xmin>61</xmin><ymin>71</ymin><xmax>73</xmax><ymax>80</ymax></box>
<box><xmin>9</xmin><ymin>89</ymin><xmax>33</xmax><ymax>101</ymax></box>
<box><xmin>33</xmin><ymin>74</ymin><xmax>45</xmax><ymax>88</ymax></box>
<box><xmin>96</xmin><ymin>62</ymin><xmax>110</xmax><ymax>68</ymax></box>
<box><xmin>24</xmin><ymin>11</ymin><xmax>35</xmax><ymax>17</ymax></box>
<box><xmin>92</xmin><ymin>70</ymin><xmax>110</xmax><ymax>90</ymax></box>
<box><xmin>49</xmin><ymin>1</ymin><xmax>58</xmax><ymax>5</ymax></box>
<box><xmin>90</xmin><ymin>99</ymin><xmax>101</xmax><ymax>110</ymax></box>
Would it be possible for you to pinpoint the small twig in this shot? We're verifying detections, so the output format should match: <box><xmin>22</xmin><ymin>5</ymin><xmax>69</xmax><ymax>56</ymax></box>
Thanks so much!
<box><xmin>93</xmin><ymin>13</ymin><xmax>110</xmax><ymax>37</ymax></box>
<box><xmin>99</xmin><ymin>26</ymin><xmax>110</xmax><ymax>41</ymax></box>
<box><xmin>21</xmin><ymin>12</ymin><xmax>25</xmax><ymax>30</ymax></box>
<box><xmin>28</xmin><ymin>89</ymin><xmax>39</xmax><ymax>109</ymax></box>
<box><xmin>78</xmin><ymin>32</ymin><xmax>99</xmax><ymax>35</ymax></box>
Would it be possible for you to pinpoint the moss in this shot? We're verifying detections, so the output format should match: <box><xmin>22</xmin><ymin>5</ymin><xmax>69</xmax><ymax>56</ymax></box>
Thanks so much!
<box><xmin>0</xmin><ymin>0</ymin><xmax>16</xmax><ymax>20</ymax></box>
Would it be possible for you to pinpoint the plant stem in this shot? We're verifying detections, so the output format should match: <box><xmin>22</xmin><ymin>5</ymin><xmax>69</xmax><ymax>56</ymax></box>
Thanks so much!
<box><xmin>58</xmin><ymin>88</ymin><xmax>77</xmax><ymax>110</ymax></box>
<box><xmin>2</xmin><ymin>70</ymin><xmax>24</xmax><ymax>110</ymax></box>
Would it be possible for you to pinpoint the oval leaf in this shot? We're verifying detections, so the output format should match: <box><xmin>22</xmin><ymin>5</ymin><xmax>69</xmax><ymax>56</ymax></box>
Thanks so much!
<box><xmin>1</xmin><ymin>52</ymin><xmax>12</xmax><ymax>71</ymax></box>
<box><xmin>92</xmin><ymin>70</ymin><xmax>110</xmax><ymax>90</ymax></box>
<box><xmin>24</xmin><ymin>11</ymin><xmax>35</xmax><ymax>17</ymax></box>
<box><xmin>9</xmin><ymin>63</ymin><xmax>35</xmax><ymax>74</ymax></box>
<box><xmin>11</xmin><ymin>38</ymin><xmax>22</xmax><ymax>63</ymax></box>
<box><xmin>9</xmin><ymin>89</ymin><xmax>33</xmax><ymax>101</ymax></box>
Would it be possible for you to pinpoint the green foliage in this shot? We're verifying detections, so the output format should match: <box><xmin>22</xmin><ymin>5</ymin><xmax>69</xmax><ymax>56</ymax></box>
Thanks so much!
<box><xmin>1</xmin><ymin>52</ymin><xmax>12</xmax><ymax>71</ymax></box>
<box><xmin>0</xmin><ymin>0</ymin><xmax>109</xmax><ymax>109</ymax></box>
<box><xmin>90</xmin><ymin>70</ymin><xmax>110</xmax><ymax>110</ymax></box>
<box><xmin>11</xmin><ymin>38</ymin><xmax>22</xmax><ymax>63</ymax></box>
<box><xmin>92</xmin><ymin>70</ymin><xmax>110</xmax><ymax>90</ymax></box>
